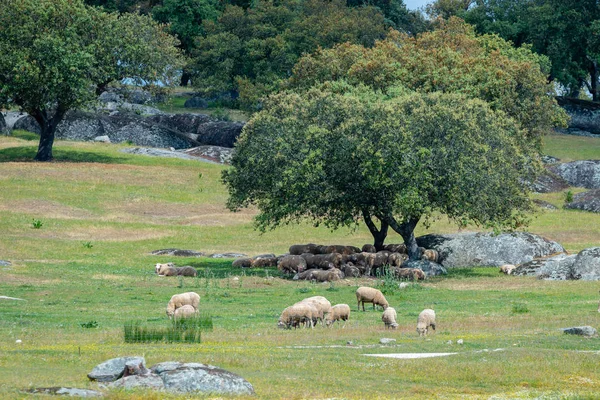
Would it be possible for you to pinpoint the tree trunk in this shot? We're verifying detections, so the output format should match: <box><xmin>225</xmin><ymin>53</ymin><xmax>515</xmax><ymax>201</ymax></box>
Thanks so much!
<box><xmin>385</xmin><ymin>215</ymin><xmax>421</xmax><ymax>260</ymax></box>
<box><xmin>32</xmin><ymin>107</ymin><xmax>67</xmax><ymax>162</ymax></box>
<box><xmin>588</xmin><ymin>58</ymin><xmax>599</xmax><ymax>101</ymax></box>
<box><xmin>362</xmin><ymin>210</ymin><xmax>388</xmax><ymax>251</ymax></box>
<box><xmin>180</xmin><ymin>71</ymin><xmax>191</xmax><ymax>87</ymax></box>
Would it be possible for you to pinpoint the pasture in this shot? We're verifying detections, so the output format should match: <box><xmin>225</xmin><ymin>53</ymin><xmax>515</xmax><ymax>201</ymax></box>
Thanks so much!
<box><xmin>0</xmin><ymin>132</ymin><xmax>599</xmax><ymax>399</ymax></box>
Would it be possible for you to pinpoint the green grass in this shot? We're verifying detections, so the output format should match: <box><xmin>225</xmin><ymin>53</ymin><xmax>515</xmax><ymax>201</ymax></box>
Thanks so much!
<box><xmin>0</xmin><ymin>133</ymin><xmax>599</xmax><ymax>399</ymax></box>
<box><xmin>543</xmin><ymin>132</ymin><xmax>600</xmax><ymax>162</ymax></box>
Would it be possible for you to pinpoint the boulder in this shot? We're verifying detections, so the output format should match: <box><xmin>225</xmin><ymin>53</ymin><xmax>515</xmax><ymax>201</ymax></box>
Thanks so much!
<box><xmin>94</xmin><ymin>135</ymin><xmax>111</xmax><ymax>143</ymax></box>
<box><xmin>195</xmin><ymin>121</ymin><xmax>244</xmax><ymax>148</ymax></box>
<box><xmin>87</xmin><ymin>356</ymin><xmax>145</xmax><ymax>382</ymax></box>
<box><xmin>24</xmin><ymin>387</ymin><xmax>103</xmax><ymax>397</ymax></box>
<box><xmin>0</xmin><ymin>112</ymin><xmax>6</xmax><ymax>133</ymax></box>
<box><xmin>571</xmin><ymin>247</ymin><xmax>600</xmax><ymax>280</ymax></box>
<box><xmin>13</xmin><ymin>115</ymin><xmax>40</xmax><ymax>134</ymax></box>
<box><xmin>124</xmin><ymin>89</ymin><xmax>152</xmax><ymax>105</ymax></box>
<box><xmin>549</xmin><ymin>160</ymin><xmax>600</xmax><ymax>189</ymax></box>
<box><xmin>184</xmin><ymin>97</ymin><xmax>209</xmax><ymax>109</ymax></box>
<box><xmin>379</xmin><ymin>338</ymin><xmax>396</xmax><ymax>344</ymax></box>
<box><xmin>150</xmin><ymin>249</ymin><xmax>205</xmax><ymax>257</ymax></box>
<box><xmin>209</xmin><ymin>253</ymin><xmax>247</xmax><ymax>258</ymax></box>
<box><xmin>147</xmin><ymin>113</ymin><xmax>213</xmax><ymax>135</ymax></box>
<box><xmin>99</xmin><ymin>91</ymin><xmax>123</xmax><ymax>103</ymax></box>
<box><xmin>121</xmin><ymin>147</ymin><xmax>214</xmax><ymax>162</ymax></box>
<box><xmin>400</xmin><ymin>259</ymin><xmax>447</xmax><ymax>276</ymax></box>
<box><xmin>183</xmin><ymin>145</ymin><xmax>234</xmax><ymax>164</ymax></box>
<box><xmin>514</xmin><ymin>254</ymin><xmax>577</xmax><ymax>280</ymax></box>
<box><xmin>533</xmin><ymin>199</ymin><xmax>559</xmax><ymax>210</ymax></box>
<box><xmin>0</xmin><ymin>260</ymin><xmax>11</xmax><ymax>267</ymax></box>
<box><xmin>556</xmin><ymin>96</ymin><xmax>600</xmax><ymax>136</ymax></box>
<box><xmin>109</xmin><ymin>374</ymin><xmax>165</xmax><ymax>390</ymax></box>
<box><xmin>416</xmin><ymin>232</ymin><xmax>565</xmax><ymax>268</ymax></box>
<box><xmin>542</xmin><ymin>155</ymin><xmax>560</xmax><ymax>165</ymax></box>
<box><xmin>150</xmin><ymin>362</ymin><xmax>255</xmax><ymax>395</ymax></box>
<box><xmin>565</xmin><ymin>189</ymin><xmax>600</xmax><ymax>213</ymax></box>
<box><xmin>530</xmin><ymin>169</ymin><xmax>570</xmax><ymax>193</ymax></box>
<box><xmin>563</xmin><ymin>326</ymin><xmax>598</xmax><ymax>337</ymax></box>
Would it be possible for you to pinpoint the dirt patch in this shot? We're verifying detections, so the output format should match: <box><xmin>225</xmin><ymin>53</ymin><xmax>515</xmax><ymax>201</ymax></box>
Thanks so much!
<box><xmin>33</xmin><ymin>226</ymin><xmax>174</xmax><ymax>242</ymax></box>
<box><xmin>0</xmin><ymin>199</ymin><xmax>95</xmax><ymax>219</ymax></box>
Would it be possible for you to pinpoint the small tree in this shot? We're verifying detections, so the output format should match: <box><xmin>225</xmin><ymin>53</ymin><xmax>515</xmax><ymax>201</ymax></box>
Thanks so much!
<box><xmin>224</xmin><ymin>84</ymin><xmax>540</xmax><ymax>259</ymax></box>
<box><xmin>0</xmin><ymin>0</ymin><xmax>183</xmax><ymax>161</ymax></box>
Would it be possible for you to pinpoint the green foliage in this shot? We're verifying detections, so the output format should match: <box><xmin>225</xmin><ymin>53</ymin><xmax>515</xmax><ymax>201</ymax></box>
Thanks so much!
<box><xmin>565</xmin><ymin>190</ymin><xmax>574</xmax><ymax>204</ymax></box>
<box><xmin>82</xmin><ymin>241</ymin><xmax>94</xmax><ymax>249</ymax></box>
<box><xmin>191</xmin><ymin>0</ymin><xmax>387</xmax><ymax>105</ymax></box>
<box><xmin>511</xmin><ymin>302</ymin><xmax>530</xmax><ymax>314</ymax></box>
<box><xmin>31</xmin><ymin>219</ymin><xmax>43</xmax><ymax>229</ymax></box>
<box><xmin>123</xmin><ymin>315</ymin><xmax>212</xmax><ymax>343</ymax></box>
<box><xmin>0</xmin><ymin>0</ymin><xmax>183</xmax><ymax>161</ymax></box>
<box><xmin>79</xmin><ymin>320</ymin><xmax>99</xmax><ymax>328</ymax></box>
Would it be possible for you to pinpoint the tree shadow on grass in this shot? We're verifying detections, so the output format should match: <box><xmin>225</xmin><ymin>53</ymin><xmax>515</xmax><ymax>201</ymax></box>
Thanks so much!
<box><xmin>0</xmin><ymin>146</ymin><xmax>128</xmax><ymax>164</ymax></box>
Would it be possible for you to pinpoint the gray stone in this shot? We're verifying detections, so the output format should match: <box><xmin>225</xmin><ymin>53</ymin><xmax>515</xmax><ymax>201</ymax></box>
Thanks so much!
<box><xmin>571</xmin><ymin>247</ymin><xmax>600</xmax><ymax>280</ymax></box>
<box><xmin>209</xmin><ymin>253</ymin><xmax>247</xmax><ymax>258</ymax></box>
<box><xmin>124</xmin><ymin>89</ymin><xmax>152</xmax><ymax>105</ymax></box>
<box><xmin>379</xmin><ymin>338</ymin><xmax>396</xmax><ymax>344</ymax></box>
<box><xmin>533</xmin><ymin>199</ymin><xmax>559</xmax><ymax>210</ymax></box>
<box><xmin>549</xmin><ymin>160</ymin><xmax>600</xmax><ymax>189</ymax></box>
<box><xmin>25</xmin><ymin>387</ymin><xmax>103</xmax><ymax>397</ymax></box>
<box><xmin>13</xmin><ymin>115</ymin><xmax>40</xmax><ymax>134</ymax></box>
<box><xmin>150</xmin><ymin>249</ymin><xmax>205</xmax><ymax>257</ymax></box>
<box><xmin>87</xmin><ymin>356</ymin><xmax>145</xmax><ymax>382</ymax></box>
<box><xmin>94</xmin><ymin>135</ymin><xmax>111</xmax><ymax>143</ymax></box>
<box><xmin>563</xmin><ymin>326</ymin><xmax>598</xmax><ymax>337</ymax></box>
<box><xmin>157</xmin><ymin>363</ymin><xmax>254</xmax><ymax>395</ymax></box>
<box><xmin>183</xmin><ymin>145</ymin><xmax>234</xmax><ymax>164</ymax></box>
<box><xmin>99</xmin><ymin>91</ymin><xmax>123</xmax><ymax>103</ymax></box>
<box><xmin>147</xmin><ymin>113</ymin><xmax>213</xmax><ymax>135</ymax></box>
<box><xmin>542</xmin><ymin>155</ymin><xmax>560</xmax><ymax>165</ymax></box>
<box><xmin>530</xmin><ymin>169</ymin><xmax>570</xmax><ymax>193</ymax></box>
<box><xmin>109</xmin><ymin>374</ymin><xmax>165</xmax><ymax>390</ymax></box>
<box><xmin>556</xmin><ymin>96</ymin><xmax>600</xmax><ymax>136</ymax></box>
<box><xmin>195</xmin><ymin>121</ymin><xmax>244</xmax><ymax>148</ymax></box>
<box><xmin>0</xmin><ymin>260</ymin><xmax>11</xmax><ymax>267</ymax></box>
<box><xmin>121</xmin><ymin>147</ymin><xmax>216</xmax><ymax>163</ymax></box>
<box><xmin>3</xmin><ymin>111</ymin><xmax>26</xmax><ymax>130</ymax></box>
<box><xmin>416</xmin><ymin>232</ymin><xmax>565</xmax><ymax>268</ymax></box>
<box><xmin>565</xmin><ymin>189</ymin><xmax>600</xmax><ymax>213</ymax></box>
<box><xmin>401</xmin><ymin>259</ymin><xmax>447</xmax><ymax>276</ymax></box>
<box><xmin>184</xmin><ymin>97</ymin><xmax>208</xmax><ymax>109</ymax></box>
<box><xmin>520</xmin><ymin>254</ymin><xmax>577</xmax><ymax>280</ymax></box>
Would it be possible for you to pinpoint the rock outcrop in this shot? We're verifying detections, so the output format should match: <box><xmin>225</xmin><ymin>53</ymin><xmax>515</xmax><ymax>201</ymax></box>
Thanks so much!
<box><xmin>87</xmin><ymin>356</ymin><xmax>145</xmax><ymax>382</ymax></box>
<box><xmin>514</xmin><ymin>253</ymin><xmax>577</xmax><ymax>280</ymax></box>
<box><xmin>556</xmin><ymin>96</ymin><xmax>600</xmax><ymax>137</ymax></box>
<box><xmin>400</xmin><ymin>259</ymin><xmax>447</xmax><ymax>276</ymax></box>
<box><xmin>531</xmin><ymin>169</ymin><xmax>571</xmax><ymax>193</ymax></box>
<box><xmin>416</xmin><ymin>232</ymin><xmax>565</xmax><ymax>268</ymax></box>
<box><xmin>571</xmin><ymin>247</ymin><xmax>600</xmax><ymax>280</ymax></box>
<box><xmin>565</xmin><ymin>189</ymin><xmax>600</xmax><ymax>213</ymax></box>
<box><xmin>549</xmin><ymin>160</ymin><xmax>600</xmax><ymax>189</ymax></box>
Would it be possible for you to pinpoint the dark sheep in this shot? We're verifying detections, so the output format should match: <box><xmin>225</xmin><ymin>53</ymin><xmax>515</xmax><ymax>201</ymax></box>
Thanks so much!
<box><xmin>278</xmin><ymin>255</ymin><xmax>307</xmax><ymax>275</ymax></box>
<box><xmin>362</xmin><ymin>244</ymin><xmax>377</xmax><ymax>253</ymax></box>
<box><xmin>232</xmin><ymin>258</ymin><xmax>252</xmax><ymax>268</ymax></box>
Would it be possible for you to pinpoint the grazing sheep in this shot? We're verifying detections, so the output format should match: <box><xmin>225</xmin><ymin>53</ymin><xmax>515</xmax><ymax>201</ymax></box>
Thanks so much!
<box><xmin>297</xmin><ymin>296</ymin><xmax>332</xmax><ymax>325</ymax></box>
<box><xmin>356</xmin><ymin>287</ymin><xmax>389</xmax><ymax>311</ymax></box>
<box><xmin>326</xmin><ymin>304</ymin><xmax>350</xmax><ymax>327</ymax></box>
<box><xmin>362</xmin><ymin>244</ymin><xmax>377</xmax><ymax>253</ymax></box>
<box><xmin>176</xmin><ymin>266</ymin><xmax>197</xmax><ymax>277</ymax></box>
<box><xmin>173</xmin><ymin>304</ymin><xmax>197</xmax><ymax>320</ymax></box>
<box><xmin>499</xmin><ymin>264</ymin><xmax>516</xmax><ymax>275</ymax></box>
<box><xmin>417</xmin><ymin>309</ymin><xmax>436</xmax><ymax>336</ymax></box>
<box><xmin>278</xmin><ymin>303</ymin><xmax>316</xmax><ymax>329</ymax></box>
<box><xmin>232</xmin><ymin>258</ymin><xmax>253</xmax><ymax>268</ymax></box>
<box><xmin>156</xmin><ymin>262</ymin><xmax>177</xmax><ymax>276</ymax></box>
<box><xmin>278</xmin><ymin>255</ymin><xmax>308</xmax><ymax>275</ymax></box>
<box><xmin>393</xmin><ymin>267</ymin><xmax>425</xmax><ymax>281</ymax></box>
<box><xmin>382</xmin><ymin>307</ymin><xmax>399</xmax><ymax>329</ymax></box>
<box><xmin>421</xmin><ymin>249</ymin><xmax>439</xmax><ymax>262</ymax></box>
<box><xmin>166</xmin><ymin>292</ymin><xmax>200</xmax><ymax>318</ymax></box>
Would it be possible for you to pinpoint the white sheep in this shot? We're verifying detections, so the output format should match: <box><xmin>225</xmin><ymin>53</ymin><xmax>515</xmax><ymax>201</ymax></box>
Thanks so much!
<box><xmin>296</xmin><ymin>296</ymin><xmax>332</xmax><ymax>325</ymax></box>
<box><xmin>417</xmin><ymin>309</ymin><xmax>436</xmax><ymax>336</ymax></box>
<box><xmin>356</xmin><ymin>287</ymin><xmax>389</xmax><ymax>311</ymax></box>
<box><xmin>326</xmin><ymin>304</ymin><xmax>350</xmax><ymax>327</ymax></box>
<box><xmin>382</xmin><ymin>307</ymin><xmax>399</xmax><ymax>329</ymax></box>
<box><xmin>173</xmin><ymin>304</ymin><xmax>197</xmax><ymax>320</ymax></box>
<box><xmin>499</xmin><ymin>264</ymin><xmax>516</xmax><ymax>275</ymax></box>
<box><xmin>156</xmin><ymin>262</ymin><xmax>176</xmax><ymax>276</ymax></box>
<box><xmin>166</xmin><ymin>292</ymin><xmax>200</xmax><ymax>318</ymax></box>
<box><xmin>278</xmin><ymin>303</ymin><xmax>316</xmax><ymax>329</ymax></box>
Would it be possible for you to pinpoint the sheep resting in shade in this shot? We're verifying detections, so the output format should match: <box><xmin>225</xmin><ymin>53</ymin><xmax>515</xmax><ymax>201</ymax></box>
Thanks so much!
<box><xmin>326</xmin><ymin>304</ymin><xmax>350</xmax><ymax>327</ymax></box>
<box><xmin>166</xmin><ymin>292</ymin><xmax>200</xmax><ymax>318</ymax></box>
<box><xmin>392</xmin><ymin>267</ymin><xmax>425</xmax><ymax>281</ymax></box>
<box><xmin>417</xmin><ymin>309</ymin><xmax>436</xmax><ymax>336</ymax></box>
<box><xmin>278</xmin><ymin>255</ymin><xmax>307</xmax><ymax>275</ymax></box>
<box><xmin>382</xmin><ymin>307</ymin><xmax>399</xmax><ymax>329</ymax></box>
<box><xmin>356</xmin><ymin>287</ymin><xmax>389</xmax><ymax>311</ymax></box>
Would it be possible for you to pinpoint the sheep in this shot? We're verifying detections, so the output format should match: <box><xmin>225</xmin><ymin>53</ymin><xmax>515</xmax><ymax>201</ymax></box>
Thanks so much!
<box><xmin>176</xmin><ymin>266</ymin><xmax>197</xmax><ymax>277</ymax></box>
<box><xmin>300</xmin><ymin>253</ymin><xmax>343</xmax><ymax>269</ymax></box>
<box><xmin>166</xmin><ymin>292</ymin><xmax>200</xmax><ymax>318</ymax></box>
<box><xmin>388</xmin><ymin>252</ymin><xmax>408</xmax><ymax>267</ymax></box>
<box><xmin>251</xmin><ymin>255</ymin><xmax>278</xmax><ymax>268</ymax></box>
<box><xmin>370</xmin><ymin>251</ymin><xmax>390</xmax><ymax>276</ymax></box>
<box><xmin>384</xmin><ymin>244</ymin><xmax>407</xmax><ymax>254</ymax></box>
<box><xmin>362</xmin><ymin>244</ymin><xmax>377</xmax><ymax>253</ymax></box>
<box><xmin>278</xmin><ymin>303</ymin><xmax>315</xmax><ymax>329</ymax></box>
<box><xmin>499</xmin><ymin>264</ymin><xmax>516</xmax><ymax>275</ymax></box>
<box><xmin>173</xmin><ymin>304</ymin><xmax>197</xmax><ymax>320</ymax></box>
<box><xmin>232</xmin><ymin>258</ymin><xmax>252</xmax><ymax>268</ymax></box>
<box><xmin>295</xmin><ymin>268</ymin><xmax>344</xmax><ymax>282</ymax></box>
<box><xmin>297</xmin><ymin>296</ymin><xmax>332</xmax><ymax>325</ymax></box>
<box><xmin>421</xmin><ymin>249</ymin><xmax>439</xmax><ymax>263</ymax></box>
<box><xmin>382</xmin><ymin>307</ymin><xmax>399</xmax><ymax>329</ymax></box>
<box><xmin>343</xmin><ymin>264</ymin><xmax>361</xmax><ymax>278</ymax></box>
<box><xmin>278</xmin><ymin>255</ymin><xmax>307</xmax><ymax>275</ymax></box>
<box><xmin>324</xmin><ymin>245</ymin><xmax>360</xmax><ymax>255</ymax></box>
<box><xmin>289</xmin><ymin>243</ymin><xmax>320</xmax><ymax>255</ymax></box>
<box><xmin>393</xmin><ymin>267</ymin><xmax>425</xmax><ymax>281</ymax></box>
<box><xmin>156</xmin><ymin>262</ymin><xmax>178</xmax><ymax>276</ymax></box>
<box><xmin>326</xmin><ymin>304</ymin><xmax>350</xmax><ymax>327</ymax></box>
<box><xmin>417</xmin><ymin>309</ymin><xmax>436</xmax><ymax>336</ymax></box>
<box><xmin>356</xmin><ymin>287</ymin><xmax>389</xmax><ymax>311</ymax></box>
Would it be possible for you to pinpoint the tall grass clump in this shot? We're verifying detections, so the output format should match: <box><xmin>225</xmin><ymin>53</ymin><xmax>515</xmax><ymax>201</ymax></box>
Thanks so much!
<box><xmin>124</xmin><ymin>315</ymin><xmax>213</xmax><ymax>344</ymax></box>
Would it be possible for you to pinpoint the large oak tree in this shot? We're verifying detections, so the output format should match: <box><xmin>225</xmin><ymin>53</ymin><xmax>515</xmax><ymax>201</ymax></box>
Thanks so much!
<box><xmin>0</xmin><ymin>0</ymin><xmax>183</xmax><ymax>161</ymax></box>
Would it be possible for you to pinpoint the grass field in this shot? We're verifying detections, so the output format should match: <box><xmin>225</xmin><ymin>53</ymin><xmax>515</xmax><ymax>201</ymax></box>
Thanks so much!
<box><xmin>0</xmin><ymin>131</ymin><xmax>600</xmax><ymax>399</ymax></box>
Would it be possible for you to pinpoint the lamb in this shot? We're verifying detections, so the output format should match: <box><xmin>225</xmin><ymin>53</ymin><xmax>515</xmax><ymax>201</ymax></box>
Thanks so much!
<box><xmin>278</xmin><ymin>303</ymin><xmax>315</xmax><ymax>329</ymax></box>
<box><xmin>416</xmin><ymin>309</ymin><xmax>436</xmax><ymax>336</ymax></box>
<box><xmin>326</xmin><ymin>304</ymin><xmax>350</xmax><ymax>327</ymax></box>
<box><xmin>356</xmin><ymin>287</ymin><xmax>389</xmax><ymax>311</ymax></box>
<box><xmin>382</xmin><ymin>307</ymin><xmax>399</xmax><ymax>329</ymax></box>
<box><xmin>297</xmin><ymin>296</ymin><xmax>332</xmax><ymax>325</ymax></box>
<box><xmin>499</xmin><ymin>264</ymin><xmax>516</xmax><ymax>275</ymax></box>
<box><xmin>166</xmin><ymin>292</ymin><xmax>200</xmax><ymax>318</ymax></box>
<box><xmin>278</xmin><ymin>255</ymin><xmax>307</xmax><ymax>275</ymax></box>
<box><xmin>421</xmin><ymin>249</ymin><xmax>439</xmax><ymax>263</ymax></box>
<box><xmin>173</xmin><ymin>304</ymin><xmax>197</xmax><ymax>320</ymax></box>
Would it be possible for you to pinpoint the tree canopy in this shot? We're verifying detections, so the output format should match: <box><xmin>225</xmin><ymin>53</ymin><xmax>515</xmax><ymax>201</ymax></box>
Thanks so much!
<box><xmin>0</xmin><ymin>0</ymin><xmax>183</xmax><ymax>161</ymax></box>
<box><xmin>224</xmin><ymin>19</ymin><xmax>568</xmax><ymax>258</ymax></box>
